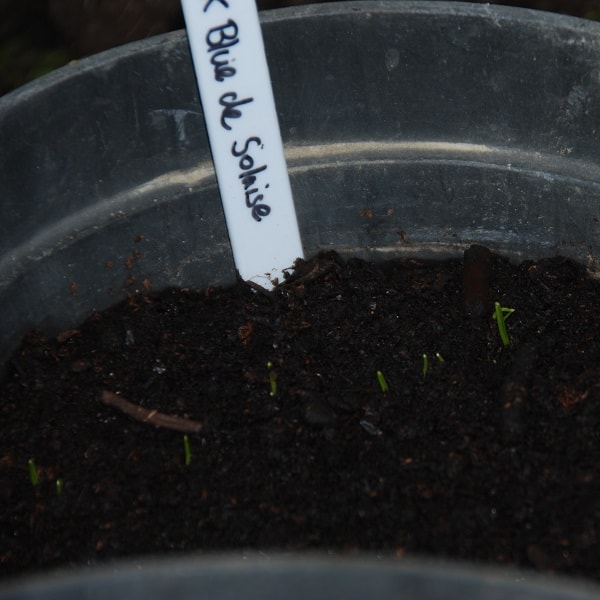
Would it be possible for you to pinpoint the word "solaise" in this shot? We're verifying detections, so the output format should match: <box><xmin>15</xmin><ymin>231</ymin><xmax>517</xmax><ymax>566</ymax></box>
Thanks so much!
<box><xmin>231</xmin><ymin>137</ymin><xmax>271</xmax><ymax>222</ymax></box>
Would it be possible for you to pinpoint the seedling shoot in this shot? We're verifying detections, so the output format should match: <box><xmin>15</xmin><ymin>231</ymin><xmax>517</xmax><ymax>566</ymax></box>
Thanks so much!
<box><xmin>376</xmin><ymin>370</ymin><xmax>389</xmax><ymax>393</ymax></box>
<box><xmin>28</xmin><ymin>458</ymin><xmax>39</xmax><ymax>486</ymax></box>
<box><xmin>183</xmin><ymin>434</ymin><xmax>192</xmax><ymax>467</ymax></box>
<box><xmin>267</xmin><ymin>361</ymin><xmax>277</xmax><ymax>396</ymax></box>
<box><xmin>423</xmin><ymin>352</ymin><xmax>444</xmax><ymax>377</ymax></box>
<box><xmin>493</xmin><ymin>302</ymin><xmax>515</xmax><ymax>347</ymax></box>
<box><xmin>422</xmin><ymin>353</ymin><xmax>429</xmax><ymax>378</ymax></box>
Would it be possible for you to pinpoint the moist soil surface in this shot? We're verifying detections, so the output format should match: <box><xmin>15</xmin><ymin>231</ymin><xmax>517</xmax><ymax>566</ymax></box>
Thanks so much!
<box><xmin>2</xmin><ymin>249</ymin><xmax>600</xmax><ymax>583</ymax></box>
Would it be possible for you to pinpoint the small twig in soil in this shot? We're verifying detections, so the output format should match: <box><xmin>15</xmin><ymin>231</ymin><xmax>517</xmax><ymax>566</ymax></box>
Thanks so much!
<box><xmin>100</xmin><ymin>390</ymin><xmax>203</xmax><ymax>433</ymax></box>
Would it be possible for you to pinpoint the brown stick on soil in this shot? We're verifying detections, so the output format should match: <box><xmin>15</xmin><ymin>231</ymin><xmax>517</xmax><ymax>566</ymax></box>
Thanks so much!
<box><xmin>100</xmin><ymin>390</ymin><xmax>203</xmax><ymax>433</ymax></box>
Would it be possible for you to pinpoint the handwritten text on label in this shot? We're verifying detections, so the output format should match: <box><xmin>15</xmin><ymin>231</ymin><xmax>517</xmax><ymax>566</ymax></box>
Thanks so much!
<box><xmin>202</xmin><ymin>9</ymin><xmax>271</xmax><ymax>220</ymax></box>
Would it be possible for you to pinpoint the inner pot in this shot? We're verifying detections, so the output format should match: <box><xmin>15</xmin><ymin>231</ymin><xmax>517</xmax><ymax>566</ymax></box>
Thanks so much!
<box><xmin>1</xmin><ymin>0</ymin><xmax>599</xmax><ymax>369</ymax></box>
<box><xmin>2</xmin><ymin>556</ymin><xmax>600</xmax><ymax>600</ymax></box>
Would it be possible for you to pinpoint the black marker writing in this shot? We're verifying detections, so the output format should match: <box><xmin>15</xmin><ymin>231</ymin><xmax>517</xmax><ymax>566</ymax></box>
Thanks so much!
<box><xmin>232</xmin><ymin>137</ymin><xmax>272</xmax><ymax>222</ymax></box>
<box><xmin>203</xmin><ymin>0</ymin><xmax>228</xmax><ymax>12</ymax></box>
<box><xmin>210</xmin><ymin>50</ymin><xmax>235</xmax><ymax>81</ymax></box>
<box><xmin>219</xmin><ymin>92</ymin><xmax>253</xmax><ymax>130</ymax></box>
<box><xmin>231</xmin><ymin>137</ymin><xmax>262</xmax><ymax>158</ymax></box>
<box><xmin>206</xmin><ymin>20</ymin><xmax>238</xmax><ymax>81</ymax></box>
<box><xmin>206</xmin><ymin>20</ymin><xmax>238</xmax><ymax>51</ymax></box>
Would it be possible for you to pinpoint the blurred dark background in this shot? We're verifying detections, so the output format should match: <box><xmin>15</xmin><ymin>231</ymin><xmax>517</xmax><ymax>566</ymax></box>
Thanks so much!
<box><xmin>1</xmin><ymin>0</ymin><xmax>600</xmax><ymax>95</ymax></box>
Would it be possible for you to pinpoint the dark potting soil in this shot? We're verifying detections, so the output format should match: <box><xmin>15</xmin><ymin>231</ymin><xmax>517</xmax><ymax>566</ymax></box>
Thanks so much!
<box><xmin>2</xmin><ymin>248</ymin><xmax>600</xmax><ymax>582</ymax></box>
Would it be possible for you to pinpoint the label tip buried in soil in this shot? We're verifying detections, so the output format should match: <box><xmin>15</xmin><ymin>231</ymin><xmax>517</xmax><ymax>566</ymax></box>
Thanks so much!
<box><xmin>181</xmin><ymin>0</ymin><xmax>304</xmax><ymax>290</ymax></box>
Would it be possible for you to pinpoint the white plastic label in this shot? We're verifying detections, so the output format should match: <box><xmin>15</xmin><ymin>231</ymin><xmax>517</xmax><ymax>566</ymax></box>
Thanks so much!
<box><xmin>181</xmin><ymin>0</ymin><xmax>304</xmax><ymax>289</ymax></box>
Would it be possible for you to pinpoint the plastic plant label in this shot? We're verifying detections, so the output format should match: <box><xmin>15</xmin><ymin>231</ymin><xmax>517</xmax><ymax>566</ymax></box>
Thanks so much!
<box><xmin>181</xmin><ymin>0</ymin><xmax>304</xmax><ymax>289</ymax></box>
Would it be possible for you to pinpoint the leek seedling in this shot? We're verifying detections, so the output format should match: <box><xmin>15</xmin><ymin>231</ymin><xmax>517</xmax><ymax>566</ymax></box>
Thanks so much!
<box><xmin>56</xmin><ymin>479</ymin><xmax>64</xmax><ymax>496</ymax></box>
<box><xmin>376</xmin><ymin>370</ymin><xmax>389</xmax><ymax>393</ymax></box>
<box><xmin>435</xmin><ymin>352</ymin><xmax>445</xmax><ymax>363</ymax></box>
<box><xmin>422</xmin><ymin>353</ymin><xmax>429</xmax><ymax>378</ymax></box>
<box><xmin>267</xmin><ymin>361</ymin><xmax>277</xmax><ymax>396</ymax></box>
<box><xmin>493</xmin><ymin>302</ymin><xmax>515</xmax><ymax>347</ymax></box>
<box><xmin>28</xmin><ymin>458</ymin><xmax>39</xmax><ymax>487</ymax></box>
<box><xmin>183</xmin><ymin>434</ymin><xmax>192</xmax><ymax>466</ymax></box>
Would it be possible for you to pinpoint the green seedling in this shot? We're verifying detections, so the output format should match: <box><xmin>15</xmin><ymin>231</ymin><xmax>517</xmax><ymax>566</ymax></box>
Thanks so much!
<box><xmin>423</xmin><ymin>352</ymin><xmax>444</xmax><ymax>377</ymax></box>
<box><xmin>376</xmin><ymin>370</ymin><xmax>389</xmax><ymax>393</ymax></box>
<box><xmin>493</xmin><ymin>302</ymin><xmax>515</xmax><ymax>347</ymax></box>
<box><xmin>267</xmin><ymin>361</ymin><xmax>277</xmax><ymax>396</ymax></box>
<box><xmin>183</xmin><ymin>434</ymin><xmax>192</xmax><ymax>467</ymax></box>
<box><xmin>56</xmin><ymin>479</ymin><xmax>64</xmax><ymax>496</ymax></box>
<box><xmin>422</xmin><ymin>353</ymin><xmax>429</xmax><ymax>378</ymax></box>
<box><xmin>28</xmin><ymin>458</ymin><xmax>39</xmax><ymax>487</ymax></box>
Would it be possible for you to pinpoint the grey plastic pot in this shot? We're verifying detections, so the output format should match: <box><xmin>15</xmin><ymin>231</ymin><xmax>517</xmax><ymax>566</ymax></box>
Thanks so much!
<box><xmin>2</xmin><ymin>1</ymin><xmax>600</xmax><ymax>371</ymax></box>
<box><xmin>1</xmin><ymin>1</ymin><xmax>600</xmax><ymax>596</ymax></box>
<box><xmin>1</xmin><ymin>555</ymin><xmax>600</xmax><ymax>600</ymax></box>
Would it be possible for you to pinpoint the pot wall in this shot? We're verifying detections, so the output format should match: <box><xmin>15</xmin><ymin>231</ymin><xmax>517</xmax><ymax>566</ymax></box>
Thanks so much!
<box><xmin>2</xmin><ymin>556</ymin><xmax>600</xmax><ymax>600</ymax></box>
<box><xmin>1</xmin><ymin>1</ymin><xmax>600</xmax><ymax>368</ymax></box>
